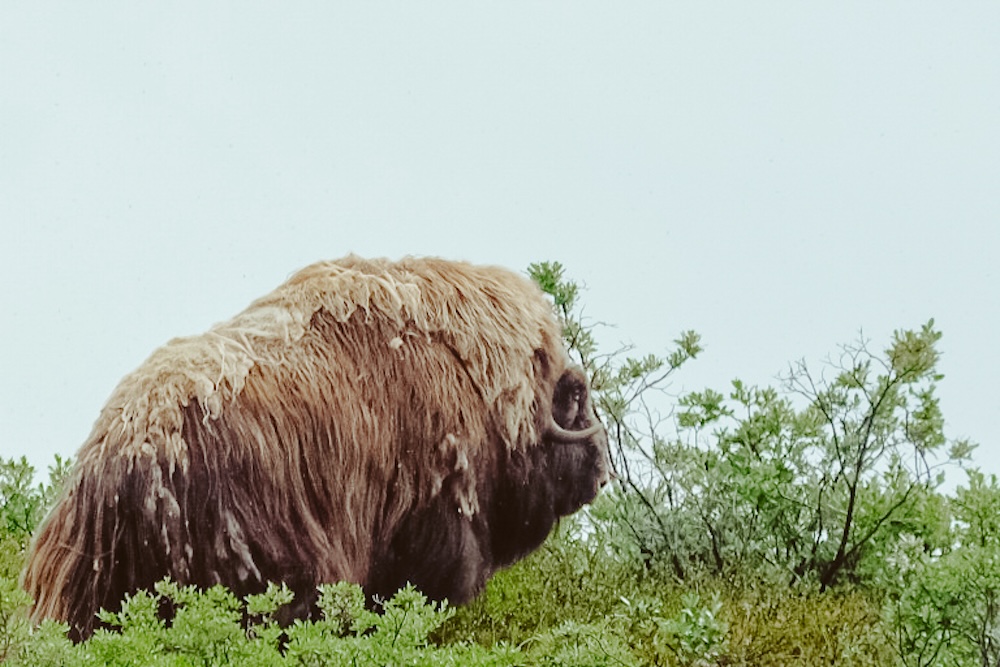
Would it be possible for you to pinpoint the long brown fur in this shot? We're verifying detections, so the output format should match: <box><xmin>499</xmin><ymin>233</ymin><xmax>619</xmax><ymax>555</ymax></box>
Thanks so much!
<box><xmin>23</xmin><ymin>255</ymin><xmax>609</xmax><ymax>640</ymax></box>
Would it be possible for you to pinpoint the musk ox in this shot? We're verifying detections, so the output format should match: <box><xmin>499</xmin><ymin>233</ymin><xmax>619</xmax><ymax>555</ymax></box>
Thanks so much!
<box><xmin>23</xmin><ymin>255</ymin><xmax>610</xmax><ymax>640</ymax></box>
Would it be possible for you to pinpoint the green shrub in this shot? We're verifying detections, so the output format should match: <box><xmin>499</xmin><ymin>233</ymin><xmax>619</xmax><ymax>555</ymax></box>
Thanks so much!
<box><xmin>7</xmin><ymin>580</ymin><xmax>518</xmax><ymax>667</ymax></box>
<box><xmin>1</xmin><ymin>455</ymin><xmax>71</xmax><ymax>579</ymax></box>
<box><xmin>0</xmin><ymin>455</ymin><xmax>72</xmax><ymax>663</ymax></box>
<box><xmin>724</xmin><ymin>586</ymin><xmax>895</xmax><ymax>667</ymax></box>
<box><xmin>439</xmin><ymin>518</ymin><xmax>642</xmax><ymax>646</ymax></box>
<box><xmin>882</xmin><ymin>471</ymin><xmax>1000</xmax><ymax>667</ymax></box>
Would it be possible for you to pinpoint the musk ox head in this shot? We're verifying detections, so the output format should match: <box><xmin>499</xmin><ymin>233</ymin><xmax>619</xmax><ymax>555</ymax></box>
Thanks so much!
<box><xmin>23</xmin><ymin>255</ymin><xmax>610</xmax><ymax>640</ymax></box>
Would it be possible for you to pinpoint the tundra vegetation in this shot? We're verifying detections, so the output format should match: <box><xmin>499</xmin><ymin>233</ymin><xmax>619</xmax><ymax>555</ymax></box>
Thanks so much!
<box><xmin>1</xmin><ymin>261</ymin><xmax>995</xmax><ymax>666</ymax></box>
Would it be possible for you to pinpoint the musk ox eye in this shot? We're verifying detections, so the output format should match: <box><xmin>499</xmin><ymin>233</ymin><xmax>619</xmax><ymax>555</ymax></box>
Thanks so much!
<box><xmin>552</xmin><ymin>368</ymin><xmax>589</xmax><ymax>428</ymax></box>
<box><xmin>545</xmin><ymin>366</ymin><xmax>605</xmax><ymax>443</ymax></box>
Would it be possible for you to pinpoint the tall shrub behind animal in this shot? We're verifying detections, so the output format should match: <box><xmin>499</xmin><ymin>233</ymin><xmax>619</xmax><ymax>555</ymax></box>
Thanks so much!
<box><xmin>23</xmin><ymin>255</ymin><xmax>610</xmax><ymax>640</ymax></box>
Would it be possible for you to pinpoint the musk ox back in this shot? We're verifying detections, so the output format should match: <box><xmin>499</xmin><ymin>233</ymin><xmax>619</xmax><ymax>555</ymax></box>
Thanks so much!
<box><xmin>23</xmin><ymin>255</ymin><xmax>610</xmax><ymax>640</ymax></box>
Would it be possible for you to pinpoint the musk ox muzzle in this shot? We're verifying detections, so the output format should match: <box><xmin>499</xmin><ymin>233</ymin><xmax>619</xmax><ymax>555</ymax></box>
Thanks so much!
<box><xmin>22</xmin><ymin>255</ymin><xmax>610</xmax><ymax>641</ymax></box>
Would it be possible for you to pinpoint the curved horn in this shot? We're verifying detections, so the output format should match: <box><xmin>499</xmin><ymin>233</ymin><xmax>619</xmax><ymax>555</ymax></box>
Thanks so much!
<box><xmin>545</xmin><ymin>416</ymin><xmax>604</xmax><ymax>443</ymax></box>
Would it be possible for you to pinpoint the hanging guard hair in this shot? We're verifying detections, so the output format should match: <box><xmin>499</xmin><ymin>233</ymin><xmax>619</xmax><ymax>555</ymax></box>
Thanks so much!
<box><xmin>23</xmin><ymin>255</ymin><xmax>610</xmax><ymax>641</ymax></box>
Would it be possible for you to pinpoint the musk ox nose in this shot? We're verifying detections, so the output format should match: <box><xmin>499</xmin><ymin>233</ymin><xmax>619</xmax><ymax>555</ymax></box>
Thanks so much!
<box><xmin>593</xmin><ymin>424</ymin><xmax>612</xmax><ymax>487</ymax></box>
<box><xmin>597</xmin><ymin>453</ymin><xmax>614</xmax><ymax>488</ymax></box>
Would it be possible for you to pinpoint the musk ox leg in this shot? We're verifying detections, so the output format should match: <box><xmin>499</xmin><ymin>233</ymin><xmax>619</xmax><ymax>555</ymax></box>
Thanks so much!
<box><xmin>24</xmin><ymin>449</ymin><xmax>191</xmax><ymax>642</ymax></box>
<box><xmin>489</xmin><ymin>447</ymin><xmax>559</xmax><ymax>568</ymax></box>
<box><xmin>366</xmin><ymin>496</ymin><xmax>491</xmax><ymax>606</ymax></box>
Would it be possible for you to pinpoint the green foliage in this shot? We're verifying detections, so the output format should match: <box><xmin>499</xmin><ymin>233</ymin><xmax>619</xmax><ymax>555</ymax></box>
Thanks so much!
<box><xmin>0</xmin><ymin>455</ymin><xmax>72</xmax><ymax>663</ymax></box>
<box><xmin>613</xmin><ymin>591</ymin><xmax>728</xmax><ymax>667</ymax></box>
<box><xmin>529</xmin><ymin>261</ymin><xmax>598</xmax><ymax>366</ymax></box>
<box><xmin>0</xmin><ymin>577</ymin><xmax>34</xmax><ymax>664</ymax></box>
<box><xmin>723</xmin><ymin>586</ymin><xmax>895</xmax><ymax>667</ymax></box>
<box><xmin>659</xmin><ymin>592</ymin><xmax>728</xmax><ymax>666</ymax></box>
<box><xmin>883</xmin><ymin>470</ymin><xmax>1000</xmax><ymax>667</ymax></box>
<box><xmin>284</xmin><ymin>584</ymin><xmax>476</xmax><ymax>667</ymax></box>
<box><xmin>7</xmin><ymin>580</ymin><xmax>506</xmax><ymax>667</ymax></box>
<box><xmin>780</xmin><ymin>321</ymin><xmax>967</xmax><ymax>589</ymax></box>
<box><xmin>439</xmin><ymin>519</ymin><xmax>641</xmax><ymax>646</ymax></box>
<box><xmin>525</xmin><ymin>264</ymin><xmax>988</xmax><ymax>665</ymax></box>
<box><xmin>528</xmin><ymin>260</ymin><xmax>702</xmax><ymax>397</ymax></box>
<box><xmin>575</xmin><ymin>314</ymin><xmax>966</xmax><ymax>591</ymax></box>
<box><xmin>1</xmin><ymin>455</ymin><xmax>71</xmax><ymax>579</ymax></box>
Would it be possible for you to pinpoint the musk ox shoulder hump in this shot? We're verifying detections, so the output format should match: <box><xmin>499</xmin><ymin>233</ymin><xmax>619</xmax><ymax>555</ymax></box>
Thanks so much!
<box><xmin>89</xmin><ymin>255</ymin><xmax>563</xmax><ymax>468</ymax></box>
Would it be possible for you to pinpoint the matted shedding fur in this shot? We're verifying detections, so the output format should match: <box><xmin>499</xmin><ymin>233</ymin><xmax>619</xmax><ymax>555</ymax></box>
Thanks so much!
<box><xmin>23</xmin><ymin>255</ymin><xmax>609</xmax><ymax>641</ymax></box>
<box><xmin>104</xmin><ymin>255</ymin><xmax>557</xmax><ymax>465</ymax></box>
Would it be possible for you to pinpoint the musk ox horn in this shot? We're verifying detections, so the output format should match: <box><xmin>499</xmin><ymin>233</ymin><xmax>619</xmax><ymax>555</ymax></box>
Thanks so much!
<box><xmin>545</xmin><ymin>417</ymin><xmax>605</xmax><ymax>443</ymax></box>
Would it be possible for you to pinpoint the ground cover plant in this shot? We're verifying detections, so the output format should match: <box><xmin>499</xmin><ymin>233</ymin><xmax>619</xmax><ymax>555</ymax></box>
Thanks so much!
<box><xmin>2</xmin><ymin>263</ymin><xmax>995</xmax><ymax>666</ymax></box>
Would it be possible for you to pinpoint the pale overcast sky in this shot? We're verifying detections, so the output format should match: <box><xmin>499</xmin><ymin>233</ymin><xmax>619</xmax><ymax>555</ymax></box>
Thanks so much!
<box><xmin>2</xmin><ymin>4</ymin><xmax>998</xmax><ymax>485</ymax></box>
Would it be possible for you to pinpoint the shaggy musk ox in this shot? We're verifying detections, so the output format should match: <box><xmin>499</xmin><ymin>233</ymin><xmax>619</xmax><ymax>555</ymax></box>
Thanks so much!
<box><xmin>23</xmin><ymin>255</ymin><xmax>610</xmax><ymax>640</ymax></box>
